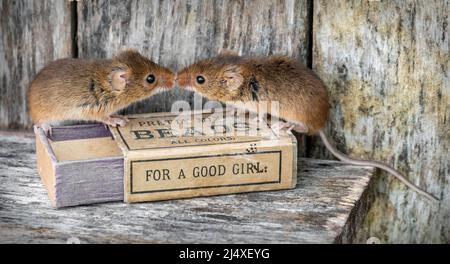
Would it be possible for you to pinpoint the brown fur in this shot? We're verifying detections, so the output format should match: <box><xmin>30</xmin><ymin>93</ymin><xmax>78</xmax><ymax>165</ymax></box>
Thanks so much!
<box><xmin>27</xmin><ymin>50</ymin><xmax>174</xmax><ymax>125</ymax></box>
<box><xmin>177</xmin><ymin>54</ymin><xmax>330</xmax><ymax>134</ymax></box>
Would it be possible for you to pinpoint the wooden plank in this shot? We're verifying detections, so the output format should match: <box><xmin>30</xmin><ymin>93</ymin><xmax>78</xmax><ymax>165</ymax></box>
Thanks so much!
<box><xmin>0</xmin><ymin>131</ymin><xmax>373</xmax><ymax>243</ymax></box>
<box><xmin>312</xmin><ymin>0</ymin><xmax>450</xmax><ymax>243</ymax></box>
<box><xmin>77</xmin><ymin>0</ymin><xmax>311</xmax><ymax>71</ymax></box>
<box><xmin>0</xmin><ymin>0</ymin><xmax>73</xmax><ymax>129</ymax></box>
<box><xmin>76</xmin><ymin>0</ymin><xmax>311</xmax><ymax>157</ymax></box>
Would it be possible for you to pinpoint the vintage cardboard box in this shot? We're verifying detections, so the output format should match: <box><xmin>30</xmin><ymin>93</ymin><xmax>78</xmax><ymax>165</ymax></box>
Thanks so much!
<box><xmin>35</xmin><ymin>110</ymin><xmax>297</xmax><ymax>208</ymax></box>
<box><xmin>34</xmin><ymin>124</ymin><xmax>123</xmax><ymax>208</ymax></box>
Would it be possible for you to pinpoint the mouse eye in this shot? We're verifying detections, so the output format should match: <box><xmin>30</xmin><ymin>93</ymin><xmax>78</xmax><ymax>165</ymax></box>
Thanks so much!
<box><xmin>146</xmin><ymin>74</ymin><xmax>156</xmax><ymax>84</ymax></box>
<box><xmin>196</xmin><ymin>76</ymin><xmax>205</xmax><ymax>84</ymax></box>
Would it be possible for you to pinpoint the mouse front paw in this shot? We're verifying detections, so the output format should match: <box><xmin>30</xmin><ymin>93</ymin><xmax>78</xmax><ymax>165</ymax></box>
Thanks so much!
<box><xmin>103</xmin><ymin>115</ymin><xmax>129</xmax><ymax>127</ymax></box>
<box><xmin>271</xmin><ymin>121</ymin><xmax>309</xmax><ymax>134</ymax></box>
<box><xmin>36</xmin><ymin>123</ymin><xmax>53</xmax><ymax>137</ymax></box>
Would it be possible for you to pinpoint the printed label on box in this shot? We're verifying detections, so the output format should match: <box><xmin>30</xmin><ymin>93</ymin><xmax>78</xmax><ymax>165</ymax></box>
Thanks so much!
<box><xmin>129</xmin><ymin>151</ymin><xmax>281</xmax><ymax>194</ymax></box>
<box><xmin>113</xmin><ymin>111</ymin><xmax>277</xmax><ymax>151</ymax></box>
<box><xmin>110</xmin><ymin>111</ymin><xmax>297</xmax><ymax>203</ymax></box>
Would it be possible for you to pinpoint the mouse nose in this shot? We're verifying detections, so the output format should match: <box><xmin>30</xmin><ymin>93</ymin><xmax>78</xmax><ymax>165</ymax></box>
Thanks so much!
<box><xmin>160</xmin><ymin>74</ymin><xmax>175</xmax><ymax>88</ymax></box>
<box><xmin>176</xmin><ymin>74</ymin><xmax>191</xmax><ymax>87</ymax></box>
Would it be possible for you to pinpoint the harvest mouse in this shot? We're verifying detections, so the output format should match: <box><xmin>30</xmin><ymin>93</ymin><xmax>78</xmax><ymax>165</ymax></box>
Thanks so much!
<box><xmin>27</xmin><ymin>49</ymin><xmax>174</xmax><ymax>132</ymax></box>
<box><xmin>176</xmin><ymin>52</ymin><xmax>439</xmax><ymax>202</ymax></box>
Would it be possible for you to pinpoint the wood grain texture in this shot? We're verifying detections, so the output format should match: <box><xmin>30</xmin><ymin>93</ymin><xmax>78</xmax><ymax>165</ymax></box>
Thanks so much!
<box><xmin>312</xmin><ymin>0</ymin><xmax>449</xmax><ymax>243</ymax></box>
<box><xmin>77</xmin><ymin>0</ymin><xmax>310</xmax><ymax>71</ymax></box>
<box><xmin>76</xmin><ymin>0</ymin><xmax>311</xmax><ymax>157</ymax></box>
<box><xmin>0</xmin><ymin>0</ymin><xmax>73</xmax><ymax>129</ymax></box>
<box><xmin>0</xmin><ymin>132</ymin><xmax>373</xmax><ymax>243</ymax></box>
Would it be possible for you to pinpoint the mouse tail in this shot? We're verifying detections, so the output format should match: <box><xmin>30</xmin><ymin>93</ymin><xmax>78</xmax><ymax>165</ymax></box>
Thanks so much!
<box><xmin>318</xmin><ymin>130</ymin><xmax>439</xmax><ymax>202</ymax></box>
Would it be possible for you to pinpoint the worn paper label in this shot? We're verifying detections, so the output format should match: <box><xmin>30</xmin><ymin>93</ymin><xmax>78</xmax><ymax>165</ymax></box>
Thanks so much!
<box><xmin>113</xmin><ymin>111</ymin><xmax>277</xmax><ymax>151</ymax></box>
<box><xmin>130</xmin><ymin>151</ymin><xmax>281</xmax><ymax>194</ymax></box>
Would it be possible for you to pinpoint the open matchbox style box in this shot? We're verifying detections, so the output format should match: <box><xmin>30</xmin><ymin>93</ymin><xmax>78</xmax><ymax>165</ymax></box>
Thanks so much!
<box><xmin>34</xmin><ymin>110</ymin><xmax>298</xmax><ymax>208</ymax></box>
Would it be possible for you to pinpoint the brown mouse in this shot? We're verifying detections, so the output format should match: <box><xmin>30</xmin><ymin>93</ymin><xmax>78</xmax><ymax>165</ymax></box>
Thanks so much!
<box><xmin>27</xmin><ymin>49</ymin><xmax>174</xmax><ymax>132</ymax></box>
<box><xmin>177</xmin><ymin>52</ymin><xmax>439</xmax><ymax>202</ymax></box>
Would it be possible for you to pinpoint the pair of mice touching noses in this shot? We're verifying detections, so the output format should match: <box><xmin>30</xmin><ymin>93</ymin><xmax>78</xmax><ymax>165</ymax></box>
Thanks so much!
<box><xmin>27</xmin><ymin>50</ymin><xmax>439</xmax><ymax>202</ymax></box>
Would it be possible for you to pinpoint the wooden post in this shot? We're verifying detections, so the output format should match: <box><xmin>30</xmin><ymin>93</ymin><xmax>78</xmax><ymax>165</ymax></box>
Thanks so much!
<box><xmin>312</xmin><ymin>0</ymin><xmax>449</xmax><ymax>243</ymax></box>
<box><xmin>0</xmin><ymin>0</ymin><xmax>73</xmax><ymax>129</ymax></box>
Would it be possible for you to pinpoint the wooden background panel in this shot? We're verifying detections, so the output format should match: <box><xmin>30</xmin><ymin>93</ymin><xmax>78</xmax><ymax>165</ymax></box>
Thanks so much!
<box><xmin>77</xmin><ymin>0</ymin><xmax>311</xmax><ymax>67</ymax></box>
<box><xmin>77</xmin><ymin>0</ymin><xmax>311</xmax><ymax>156</ymax></box>
<box><xmin>313</xmin><ymin>0</ymin><xmax>449</xmax><ymax>243</ymax></box>
<box><xmin>0</xmin><ymin>0</ymin><xmax>73</xmax><ymax>129</ymax></box>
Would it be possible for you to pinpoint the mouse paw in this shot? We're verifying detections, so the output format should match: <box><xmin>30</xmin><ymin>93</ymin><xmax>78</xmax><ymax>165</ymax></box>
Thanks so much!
<box><xmin>39</xmin><ymin>123</ymin><xmax>53</xmax><ymax>137</ymax></box>
<box><xmin>272</xmin><ymin>121</ymin><xmax>309</xmax><ymax>134</ymax></box>
<box><xmin>103</xmin><ymin>115</ymin><xmax>129</xmax><ymax>127</ymax></box>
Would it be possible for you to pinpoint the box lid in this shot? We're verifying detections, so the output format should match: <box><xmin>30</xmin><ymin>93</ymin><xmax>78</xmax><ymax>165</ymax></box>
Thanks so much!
<box><xmin>111</xmin><ymin>110</ymin><xmax>285</xmax><ymax>152</ymax></box>
<box><xmin>110</xmin><ymin>110</ymin><xmax>297</xmax><ymax>203</ymax></box>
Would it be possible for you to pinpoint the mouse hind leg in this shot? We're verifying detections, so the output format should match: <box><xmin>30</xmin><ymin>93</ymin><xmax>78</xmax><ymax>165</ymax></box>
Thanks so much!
<box><xmin>287</xmin><ymin>122</ymin><xmax>309</xmax><ymax>133</ymax></box>
<box><xmin>271</xmin><ymin>120</ymin><xmax>309</xmax><ymax>134</ymax></box>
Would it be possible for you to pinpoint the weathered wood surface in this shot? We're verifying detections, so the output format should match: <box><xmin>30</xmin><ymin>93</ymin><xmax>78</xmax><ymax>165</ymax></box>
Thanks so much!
<box><xmin>313</xmin><ymin>0</ymin><xmax>450</xmax><ymax>243</ymax></box>
<box><xmin>2</xmin><ymin>0</ymin><xmax>449</xmax><ymax>243</ymax></box>
<box><xmin>0</xmin><ymin>0</ymin><xmax>73</xmax><ymax>129</ymax></box>
<box><xmin>0</xmin><ymin>131</ymin><xmax>373</xmax><ymax>243</ymax></box>
<box><xmin>77</xmin><ymin>0</ymin><xmax>310</xmax><ymax>72</ymax></box>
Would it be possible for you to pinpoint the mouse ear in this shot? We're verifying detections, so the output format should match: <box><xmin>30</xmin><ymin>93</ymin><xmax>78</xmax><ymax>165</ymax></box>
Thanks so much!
<box><xmin>220</xmin><ymin>66</ymin><xmax>243</xmax><ymax>91</ymax></box>
<box><xmin>109</xmin><ymin>67</ymin><xmax>129</xmax><ymax>91</ymax></box>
